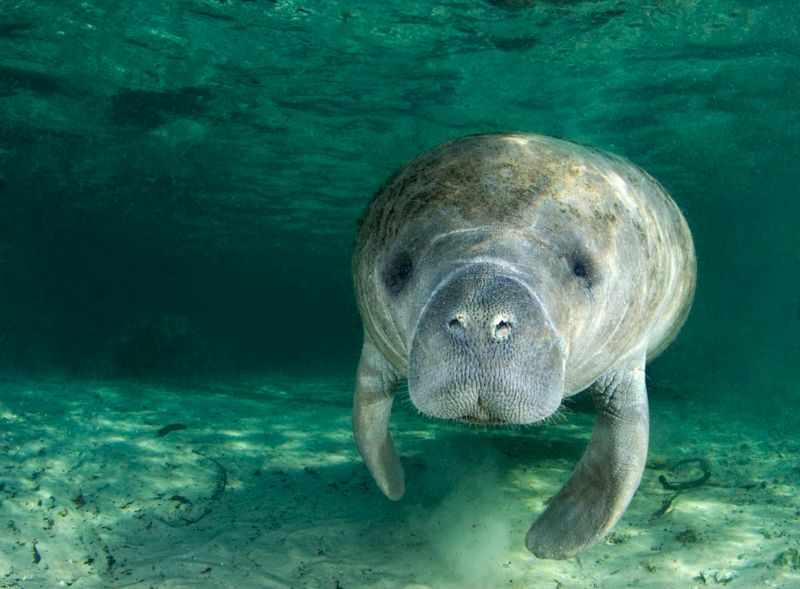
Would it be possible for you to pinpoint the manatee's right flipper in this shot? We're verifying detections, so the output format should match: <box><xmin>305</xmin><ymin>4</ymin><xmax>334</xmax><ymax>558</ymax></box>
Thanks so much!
<box><xmin>352</xmin><ymin>333</ymin><xmax>404</xmax><ymax>500</ymax></box>
<box><xmin>526</xmin><ymin>351</ymin><xmax>649</xmax><ymax>559</ymax></box>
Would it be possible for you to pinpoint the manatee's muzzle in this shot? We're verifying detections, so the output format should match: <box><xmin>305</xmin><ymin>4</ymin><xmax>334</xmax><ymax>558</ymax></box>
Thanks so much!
<box><xmin>408</xmin><ymin>264</ymin><xmax>566</xmax><ymax>425</ymax></box>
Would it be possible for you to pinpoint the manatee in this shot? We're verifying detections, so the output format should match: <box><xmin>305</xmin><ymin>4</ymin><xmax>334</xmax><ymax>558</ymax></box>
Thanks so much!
<box><xmin>351</xmin><ymin>133</ymin><xmax>696</xmax><ymax>559</ymax></box>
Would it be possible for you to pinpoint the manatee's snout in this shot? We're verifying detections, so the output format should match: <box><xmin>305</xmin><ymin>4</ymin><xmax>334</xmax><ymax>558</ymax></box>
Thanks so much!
<box><xmin>409</xmin><ymin>266</ymin><xmax>566</xmax><ymax>425</ymax></box>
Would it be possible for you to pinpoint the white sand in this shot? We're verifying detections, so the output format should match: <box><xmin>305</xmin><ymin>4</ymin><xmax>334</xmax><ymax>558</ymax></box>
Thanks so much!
<box><xmin>1</xmin><ymin>375</ymin><xmax>799</xmax><ymax>588</ymax></box>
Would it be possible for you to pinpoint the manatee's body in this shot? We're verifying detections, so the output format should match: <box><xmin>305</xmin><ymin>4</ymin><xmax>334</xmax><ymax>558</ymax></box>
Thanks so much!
<box><xmin>351</xmin><ymin>133</ymin><xmax>695</xmax><ymax>559</ymax></box>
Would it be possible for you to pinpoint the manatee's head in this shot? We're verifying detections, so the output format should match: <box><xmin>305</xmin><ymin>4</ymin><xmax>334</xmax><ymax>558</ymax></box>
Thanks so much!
<box><xmin>354</xmin><ymin>134</ymin><xmax>615</xmax><ymax>426</ymax></box>
<box><xmin>407</xmin><ymin>252</ymin><xmax>566</xmax><ymax>425</ymax></box>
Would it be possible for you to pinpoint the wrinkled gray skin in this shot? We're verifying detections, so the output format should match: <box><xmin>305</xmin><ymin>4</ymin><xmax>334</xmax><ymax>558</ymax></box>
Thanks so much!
<box><xmin>352</xmin><ymin>133</ymin><xmax>696</xmax><ymax>559</ymax></box>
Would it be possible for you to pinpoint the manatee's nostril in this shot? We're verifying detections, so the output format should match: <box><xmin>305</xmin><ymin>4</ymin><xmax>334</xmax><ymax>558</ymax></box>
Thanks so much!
<box><xmin>492</xmin><ymin>316</ymin><xmax>513</xmax><ymax>341</ymax></box>
<box><xmin>447</xmin><ymin>313</ymin><xmax>467</xmax><ymax>332</ymax></box>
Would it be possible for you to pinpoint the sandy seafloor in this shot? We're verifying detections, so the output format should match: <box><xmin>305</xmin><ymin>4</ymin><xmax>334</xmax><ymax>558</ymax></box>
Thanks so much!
<box><xmin>1</xmin><ymin>373</ymin><xmax>799</xmax><ymax>589</ymax></box>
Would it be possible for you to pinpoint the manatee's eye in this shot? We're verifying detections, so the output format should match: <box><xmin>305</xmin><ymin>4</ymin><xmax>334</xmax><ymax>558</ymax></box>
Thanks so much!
<box><xmin>569</xmin><ymin>251</ymin><xmax>598</xmax><ymax>287</ymax></box>
<box><xmin>384</xmin><ymin>250</ymin><xmax>413</xmax><ymax>295</ymax></box>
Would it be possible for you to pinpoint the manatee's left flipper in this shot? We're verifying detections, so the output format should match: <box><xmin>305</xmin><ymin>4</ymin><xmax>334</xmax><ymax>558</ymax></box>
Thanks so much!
<box><xmin>352</xmin><ymin>333</ymin><xmax>404</xmax><ymax>500</ymax></box>
<box><xmin>526</xmin><ymin>351</ymin><xmax>649</xmax><ymax>559</ymax></box>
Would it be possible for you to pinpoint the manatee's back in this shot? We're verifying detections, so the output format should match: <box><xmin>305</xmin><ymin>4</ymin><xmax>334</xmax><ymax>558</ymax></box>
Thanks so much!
<box><xmin>612</xmin><ymin>151</ymin><xmax>696</xmax><ymax>360</ymax></box>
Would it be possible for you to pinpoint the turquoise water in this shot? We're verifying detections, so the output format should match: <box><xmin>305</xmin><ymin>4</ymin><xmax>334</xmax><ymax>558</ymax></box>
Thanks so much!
<box><xmin>0</xmin><ymin>1</ymin><xmax>799</xmax><ymax>587</ymax></box>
